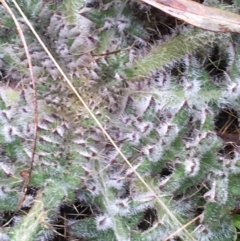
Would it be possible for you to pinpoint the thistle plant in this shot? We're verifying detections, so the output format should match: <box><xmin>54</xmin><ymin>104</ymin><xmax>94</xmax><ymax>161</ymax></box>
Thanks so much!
<box><xmin>0</xmin><ymin>0</ymin><xmax>240</xmax><ymax>241</ymax></box>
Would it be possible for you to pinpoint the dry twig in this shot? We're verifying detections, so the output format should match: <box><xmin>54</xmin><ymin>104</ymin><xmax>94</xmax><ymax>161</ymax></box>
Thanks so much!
<box><xmin>0</xmin><ymin>0</ymin><xmax>38</xmax><ymax>211</ymax></box>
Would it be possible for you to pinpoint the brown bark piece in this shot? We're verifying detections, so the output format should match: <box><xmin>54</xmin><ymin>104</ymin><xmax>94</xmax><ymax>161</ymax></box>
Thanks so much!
<box><xmin>140</xmin><ymin>0</ymin><xmax>240</xmax><ymax>33</ymax></box>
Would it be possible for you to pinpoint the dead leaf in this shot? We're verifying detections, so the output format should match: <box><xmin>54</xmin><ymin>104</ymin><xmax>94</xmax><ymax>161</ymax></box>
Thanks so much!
<box><xmin>16</xmin><ymin>169</ymin><xmax>30</xmax><ymax>211</ymax></box>
<box><xmin>20</xmin><ymin>169</ymin><xmax>30</xmax><ymax>186</ymax></box>
<box><xmin>139</xmin><ymin>0</ymin><xmax>240</xmax><ymax>33</ymax></box>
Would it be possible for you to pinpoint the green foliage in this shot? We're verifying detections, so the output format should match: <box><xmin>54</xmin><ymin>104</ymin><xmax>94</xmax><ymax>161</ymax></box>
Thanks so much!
<box><xmin>0</xmin><ymin>0</ymin><xmax>240</xmax><ymax>240</ymax></box>
<box><xmin>233</xmin><ymin>214</ymin><xmax>240</xmax><ymax>229</ymax></box>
